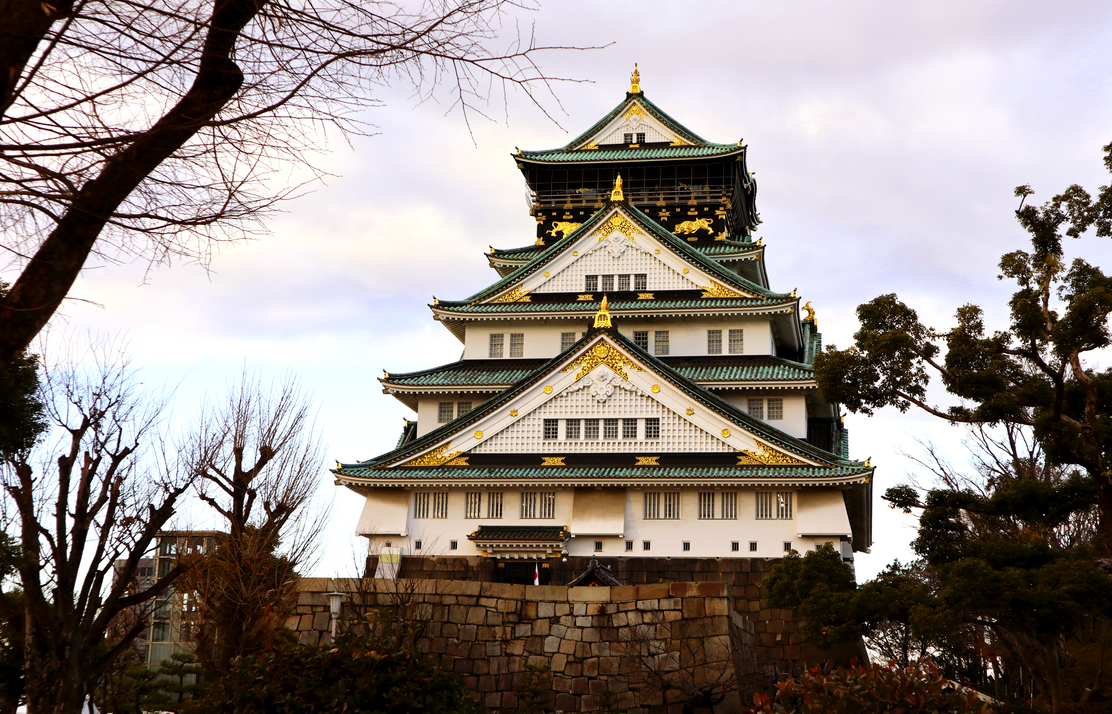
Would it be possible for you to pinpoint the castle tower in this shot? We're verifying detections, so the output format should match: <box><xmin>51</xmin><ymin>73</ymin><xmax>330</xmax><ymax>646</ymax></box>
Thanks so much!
<box><xmin>334</xmin><ymin>70</ymin><xmax>872</xmax><ymax>585</ymax></box>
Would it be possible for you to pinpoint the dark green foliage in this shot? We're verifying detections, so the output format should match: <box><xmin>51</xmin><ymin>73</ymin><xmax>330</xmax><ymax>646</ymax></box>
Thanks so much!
<box><xmin>762</xmin><ymin>544</ymin><xmax>861</xmax><ymax>649</ymax></box>
<box><xmin>517</xmin><ymin>663</ymin><xmax>554</xmax><ymax>714</ymax></box>
<box><xmin>0</xmin><ymin>282</ymin><xmax>45</xmax><ymax>458</ymax></box>
<box><xmin>145</xmin><ymin>653</ymin><xmax>206</xmax><ymax>711</ymax></box>
<box><xmin>749</xmin><ymin>661</ymin><xmax>994</xmax><ymax>714</ymax></box>
<box><xmin>183</xmin><ymin>635</ymin><xmax>481</xmax><ymax>714</ymax></box>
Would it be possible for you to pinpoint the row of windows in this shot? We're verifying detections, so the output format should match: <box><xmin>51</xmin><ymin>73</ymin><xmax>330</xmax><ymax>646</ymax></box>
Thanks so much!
<box><xmin>412</xmin><ymin>539</ymin><xmax>795</xmax><ymax>553</ymax></box>
<box><xmin>412</xmin><ymin>490</ymin><xmax>793</xmax><ymax>521</ymax></box>
<box><xmin>488</xmin><ymin>328</ymin><xmax>748</xmax><ymax>359</ymax></box>
<box><xmin>633</xmin><ymin>330</ymin><xmax>669</xmax><ymax>355</ymax></box>
<box><xmin>622</xmin><ymin>132</ymin><xmax>647</xmax><ymax>144</ymax></box>
<box><xmin>748</xmin><ymin>398</ymin><xmax>784</xmax><ymax>421</ymax></box>
<box><xmin>707</xmin><ymin>329</ymin><xmax>744</xmax><ymax>355</ymax></box>
<box><xmin>489</xmin><ymin>333</ymin><xmax>524</xmax><ymax>358</ymax></box>
<box><xmin>584</xmin><ymin>274</ymin><xmax>648</xmax><ymax>292</ymax></box>
<box><xmin>542</xmin><ymin>417</ymin><xmax>661</xmax><ymax>441</ymax></box>
<box><xmin>437</xmin><ymin>401</ymin><xmax>473</xmax><ymax>423</ymax></box>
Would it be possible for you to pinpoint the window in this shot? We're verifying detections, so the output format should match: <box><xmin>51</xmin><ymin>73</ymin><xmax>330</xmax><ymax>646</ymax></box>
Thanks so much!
<box><xmin>644</xmin><ymin>492</ymin><xmax>659</xmax><ymax>519</ymax></box>
<box><xmin>585</xmin><ymin>275</ymin><xmax>599</xmax><ymax>291</ymax></box>
<box><xmin>682</xmin><ymin>541</ymin><xmax>691</xmax><ymax>552</ymax></box>
<box><xmin>450</xmin><ymin>540</ymin><xmax>458</xmax><ymax>550</ymax></box>
<box><xmin>749</xmin><ymin>541</ymin><xmax>758</xmax><ymax>552</ymax></box>
<box><xmin>784</xmin><ymin>542</ymin><xmax>793</xmax><ymax>553</ymax></box>
<box><xmin>487</xmin><ymin>492</ymin><xmax>503</xmax><ymax>519</ymax></box>
<box><xmin>633</xmin><ymin>331</ymin><xmax>649</xmax><ymax>351</ymax></box>
<box><xmin>756</xmin><ymin>491</ymin><xmax>793</xmax><ymax>520</ymax></box>
<box><xmin>489</xmin><ymin>333</ymin><xmax>504</xmax><ymax>358</ymax></box>
<box><xmin>634</xmin><ymin>274</ymin><xmax>647</xmax><ymax>290</ymax></box>
<box><xmin>654</xmin><ymin>331</ymin><xmax>669</xmax><ymax>355</ymax></box>
<box><xmin>707</xmin><ymin>329</ymin><xmax>722</xmax><ymax>355</ymax></box>
<box><xmin>645</xmin><ymin>418</ymin><xmax>660</xmax><ymax>439</ymax></box>
<box><xmin>509</xmin><ymin>333</ymin><xmax>524</xmax><ymax>358</ymax></box>
<box><xmin>731</xmin><ymin>542</ymin><xmax>740</xmax><ymax>552</ymax></box>
<box><xmin>543</xmin><ymin>419</ymin><xmax>559</xmax><ymax>440</ymax></box>
<box><xmin>747</xmin><ymin>398</ymin><xmax>764</xmax><ymax>420</ymax></box>
<box><xmin>623</xmin><ymin>132</ymin><xmax>633</xmax><ymax>143</ymax></box>
<box><xmin>522</xmin><ymin>491</ymin><xmax>556</xmax><ymax>519</ymax></box>
<box><xmin>566</xmin><ymin>419</ymin><xmax>581</xmax><ymax>440</ymax></box>
<box><xmin>603</xmin><ymin>418</ymin><xmax>619</xmax><ymax>439</ymax></box>
<box><xmin>561</xmin><ymin>332</ymin><xmax>576</xmax><ymax>351</ymax></box>
<box><xmin>645</xmin><ymin>491</ymin><xmax>680</xmax><ymax>519</ymax></box>
<box><xmin>643</xmin><ymin>541</ymin><xmax>651</xmax><ymax>551</ymax></box>
<box><xmin>601</xmin><ymin>274</ymin><xmax>614</xmax><ymax>291</ymax></box>
<box><xmin>432</xmin><ymin>492</ymin><xmax>448</xmax><ymax>519</ymax></box>
<box><xmin>636</xmin><ymin>132</ymin><xmax>646</xmax><ymax>144</ymax></box>
<box><xmin>150</xmin><ymin>621</ymin><xmax>170</xmax><ymax>642</ymax></box>
<box><xmin>767</xmin><ymin>398</ymin><xmax>783</xmax><ymax>420</ymax></box>
<box><xmin>584</xmin><ymin>419</ymin><xmax>600</xmax><ymax>440</ymax></box>
<box><xmin>465</xmin><ymin>492</ymin><xmax>482</xmax><ymax>519</ymax></box>
<box><xmin>698</xmin><ymin>492</ymin><xmax>715</xmax><ymax>520</ymax></box>
<box><xmin>594</xmin><ymin>541</ymin><xmax>603</xmax><ymax>552</ymax></box>
<box><xmin>415</xmin><ymin>540</ymin><xmax>423</xmax><ymax>550</ymax></box>
<box><xmin>623</xmin><ymin>419</ymin><xmax>638</xmax><ymax>439</ymax></box>
<box><xmin>664</xmin><ymin>491</ymin><xmax>680</xmax><ymax>519</ymax></box>
<box><xmin>729</xmin><ymin>329</ymin><xmax>744</xmax><ymax>354</ymax></box>
<box><xmin>413</xmin><ymin>492</ymin><xmax>430</xmax><ymax>519</ymax></box>
<box><xmin>721</xmin><ymin>492</ymin><xmax>738</xmax><ymax>520</ymax></box>
<box><xmin>457</xmin><ymin>401</ymin><xmax>472</xmax><ymax>416</ymax></box>
<box><xmin>625</xmin><ymin>541</ymin><xmax>634</xmax><ymax>551</ymax></box>
<box><xmin>618</xmin><ymin>274</ymin><xmax>630</xmax><ymax>291</ymax></box>
<box><xmin>437</xmin><ymin>402</ymin><xmax>454</xmax><ymax>423</ymax></box>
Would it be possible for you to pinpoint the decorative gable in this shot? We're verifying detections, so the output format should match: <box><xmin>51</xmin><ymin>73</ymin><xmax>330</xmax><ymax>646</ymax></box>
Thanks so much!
<box><xmin>576</xmin><ymin>100</ymin><xmax>696</xmax><ymax>149</ymax></box>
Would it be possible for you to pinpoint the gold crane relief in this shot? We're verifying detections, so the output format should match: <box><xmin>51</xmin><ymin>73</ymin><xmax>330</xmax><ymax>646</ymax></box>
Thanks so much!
<box><xmin>547</xmin><ymin>221</ymin><xmax>582</xmax><ymax>238</ymax></box>
<box><xmin>701</xmin><ymin>281</ymin><xmax>743</xmax><ymax>299</ymax></box>
<box><xmin>736</xmin><ymin>443</ymin><xmax>808</xmax><ymax>466</ymax></box>
<box><xmin>491</xmin><ymin>286</ymin><xmax>531</xmax><ymax>303</ymax></box>
<box><xmin>401</xmin><ymin>444</ymin><xmax>464</xmax><ymax>467</ymax></box>
<box><xmin>673</xmin><ymin>218</ymin><xmax>715</xmax><ymax>235</ymax></box>
<box><xmin>562</xmin><ymin>340</ymin><xmax>643</xmax><ymax>382</ymax></box>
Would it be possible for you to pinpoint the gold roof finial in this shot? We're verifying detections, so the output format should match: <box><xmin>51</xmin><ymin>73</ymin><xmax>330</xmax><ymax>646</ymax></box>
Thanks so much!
<box><xmin>791</xmin><ymin>287</ymin><xmax>798</xmax><ymax>298</ymax></box>
<box><xmin>630</xmin><ymin>63</ymin><xmax>641</xmax><ymax>94</ymax></box>
<box><xmin>802</xmin><ymin>301</ymin><xmax>816</xmax><ymax>322</ymax></box>
<box><xmin>610</xmin><ymin>174</ymin><xmax>624</xmax><ymax>202</ymax></box>
<box><xmin>594</xmin><ymin>294</ymin><xmax>612</xmax><ymax>328</ymax></box>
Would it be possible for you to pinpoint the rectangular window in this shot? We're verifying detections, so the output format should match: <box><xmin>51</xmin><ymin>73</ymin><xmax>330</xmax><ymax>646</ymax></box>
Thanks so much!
<box><xmin>645</xmin><ymin>418</ymin><xmax>661</xmax><ymax>439</ymax></box>
<box><xmin>437</xmin><ymin>402</ymin><xmax>454</xmax><ymax>423</ymax></box>
<box><xmin>622</xmin><ymin>419</ymin><xmax>638</xmax><ymax>439</ymax></box>
<box><xmin>698</xmin><ymin>492</ymin><xmax>715</xmax><ymax>520</ymax></box>
<box><xmin>707</xmin><ymin>329</ymin><xmax>722</xmax><ymax>355</ymax></box>
<box><xmin>522</xmin><ymin>492</ymin><xmax>556</xmax><ymax>519</ymax></box>
<box><xmin>487</xmin><ymin>492</ymin><xmax>503</xmax><ymax>519</ymax></box>
<box><xmin>150</xmin><ymin>621</ymin><xmax>170</xmax><ymax>642</ymax></box>
<box><xmin>450</xmin><ymin>540</ymin><xmax>458</xmax><ymax>550</ymax></box>
<box><xmin>432</xmin><ymin>492</ymin><xmax>448</xmax><ymax>519</ymax></box>
<box><xmin>729</xmin><ymin>329</ymin><xmax>744</xmax><ymax>354</ymax></box>
<box><xmin>594</xmin><ymin>541</ymin><xmax>603</xmax><ymax>552</ymax></box>
<box><xmin>654</xmin><ymin>331</ymin><xmax>669</xmax><ymax>356</ymax></box>
<box><xmin>543</xmin><ymin>419</ymin><xmax>559</xmax><ymax>440</ymax></box>
<box><xmin>489</xmin><ymin>333</ymin><xmax>504</xmax><ymax>358</ymax></box>
<box><xmin>600</xmin><ymin>274</ymin><xmax>614</xmax><ymax>292</ymax></box>
<box><xmin>625</xmin><ymin>540</ymin><xmax>634</xmax><ymax>552</ymax></box>
<box><xmin>509</xmin><ymin>333</ymin><xmax>524</xmax><ymax>358</ymax></box>
<box><xmin>584</xmin><ymin>419</ymin><xmax>600</xmax><ymax>440</ymax></box>
<box><xmin>643</xmin><ymin>541</ymin><xmax>651</xmax><ymax>551</ymax></box>
<box><xmin>721</xmin><ymin>492</ymin><xmax>738</xmax><ymax>520</ymax></box>
<box><xmin>623</xmin><ymin>132</ymin><xmax>634</xmax><ymax>143</ymax></box>
<box><xmin>636</xmin><ymin>132</ymin><xmax>646</xmax><ymax>144</ymax></box>
<box><xmin>565</xmin><ymin>419</ymin><xmax>581</xmax><ymax>440</ymax></box>
<box><xmin>415</xmin><ymin>540</ymin><xmax>423</xmax><ymax>550</ymax></box>
<box><xmin>767</xmin><ymin>398</ymin><xmax>784</xmax><ymax>420</ymax></box>
<box><xmin>521</xmin><ymin>491</ymin><xmax>537</xmax><ymax>519</ymax></box>
<box><xmin>731</xmin><ymin>541</ymin><xmax>740</xmax><ymax>552</ymax></box>
<box><xmin>663</xmin><ymin>491</ymin><xmax>681</xmax><ymax>519</ymax></box>
<box><xmin>776</xmin><ymin>492</ymin><xmax>793</xmax><ymax>519</ymax></box>
<box><xmin>561</xmin><ymin>332</ymin><xmax>576</xmax><ymax>351</ymax></box>
<box><xmin>645</xmin><ymin>491</ymin><xmax>680</xmax><ymax>519</ymax></box>
<box><xmin>747</xmin><ymin>398</ymin><xmax>764</xmax><ymax>420</ymax></box>
<box><xmin>634</xmin><ymin>274</ymin><xmax>647</xmax><ymax>290</ymax></box>
<box><xmin>643</xmin><ymin>492</ymin><xmax>660</xmax><ymax>520</ymax></box>
<box><xmin>540</xmin><ymin>491</ymin><xmax>555</xmax><ymax>519</ymax></box>
<box><xmin>749</xmin><ymin>541</ymin><xmax>758</xmax><ymax>552</ymax></box>
<box><xmin>756</xmin><ymin>491</ymin><xmax>793</xmax><ymax>520</ymax></box>
<box><xmin>457</xmin><ymin>401</ymin><xmax>472</xmax><ymax>416</ymax></box>
<box><xmin>617</xmin><ymin>274</ymin><xmax>630</xmax><ymax>291</ymax></box>
<box><xmin>465</xmin><ymin>492</ymin><xmax>482</xmax><ymax>519</ymax></box>
<box><xmin>413</xmin><ymin>492</ymin><xmax>430</xmax><ymax>519</ymax></box>
<box><xmin>784</xmin><ymin>542</ymin><xmax>793</xmax><ymax>553</ymax></box>
<box><xmin>633</xmin><ymin>331</ymin><xmax>649</xmax><ymax>351</ymax></box>
<box><xmin>585</xmin><ymin>275</ymin><xmax>599</xmax><ymax>291</ymax></box>
<box><xmin>682</xmin><ymin>541</ymin><xmax>691</xmax><ymax>552</ymax></box>
<box><xmin>603</xmin><ymin>418</ymin><xmax>619</xmax><ymax>439</ymax></box>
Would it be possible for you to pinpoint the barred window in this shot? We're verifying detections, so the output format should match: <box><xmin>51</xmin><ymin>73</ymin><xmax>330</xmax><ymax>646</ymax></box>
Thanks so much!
<box><xmin>601</xmin><ymin>274</ymin><xmax>614</xmax><ymax>291</ymax></box>
<box><xmin>457</xmin><ymin>401</ymin><xmax>472</xmax><ymax>416</ymax></box>
<box><xmin>654</xmin><ymin>331</ymin><xmax>669</xmax><ymax>356</ymax></box>
<box><xmin>522</xmin><ymin>491</ymin><xmax>556</xmax><ymax>519</ymax></box>
<box><xmin>749</xmin><ymin>541</ymin><xmax>758</xmax><ymax>552</ymax></box>
<box><xmin>721</xmin><ymin>492</ymin><xmax>738</xmax><ymax>520</ymax></box>
<box><xmin>489</xmin><ymin>333</ymin><xmax>504</xmax><ymax>358</ymax></box>
<box><xmin>603</xmin><ymin>418</ymin><xmax>619</xmax><ymax>439</ymax></box>
<box><xmin>645</xmin><ymin>418</ymin><xmax>661</xmax><ymax>439</ymax></box>
<box><xmin>643</xmin><ymin>492</ymin><xmax>659</xmax><ymax>519</ymax></box>
<box><xmin>561</xmin><ymin>332</ymin><xmax>576</xmax><ymax>351</ymax></box>
<box><xmin>664</xmin><ymin>491</ymin><xmax>680</xmax><ymax>519</ymax></box>
<box><xmin>756</xmin><ymin>491</ymin><xmax>793</xmax><ymax>520</ymax></box>
<box><xmin>543</xmin><ymin>419</ymin><xmax>559</xmax><ymax>440</ymax></box>
<box><xmin>643</xmin><ymin>541</ymin><xmax>651</xmax><ymax>551</ymax></box>
<box><xmin>645</xmin><ymin>491</ymin><xmax>680</xmax><ymax>519</ymax></box>
<box><xmin>584</xmin><ymin>419</ymin><xmax>600</xmax><ymax>440</ymax></box>
<box><xmin>731</xmin><ymin>542</ymin><xmax>740</xmax><ymax>552</ymax></box>
<box><xmin>633</xmin><ymin>331</ymin><xmax>649</xmax><ymax>350</ymax></box>
<box><xmin>432</xmin><ymin>492</ymin><xmax>448</xmax><ymax>519</ymax></box>
<box><xmin>747</xmin><ymin>398</ymin><xmax>764</xmax><ymax>420</ymax></box>
<box><xmin>585</xmin><ymin>275</ymin><xmax>599</xmax><ymax>291</ymax></box>
<box><xmin>767</xmin><ymin>398</ymin><xmax>784</xmax><ymax>420</ymax></box>
<box><xmin>617</xmin><ymin>274</ymin><xmax>630</xmax><ymax>291</ymax></box>
<box><xmin>707</xmin><ymin>329</ymin><xmax>722</xmax><ymax>355</ymax></box>
<box><xmin>509</xmin><ymin>333</ymin><xmax>524</xmax><ymax>358</ymax></box>
<box><xmin>623</xmin><ymin>132</ymin><xmax>633</xmax><ymax>143</ymax></box>
<box><xmin>634</xmin><ymin>274</ymin><xmax>647</xmax><ymax>290</ymax></box>
<box><xmin>414</xmin><ymin>492</ymin><xmax>429</xmax><ymax>519</ymax></box>
<box><xmin>622</xmin><ymin>419</ymin><xmax>638</xmax><ymax>439</ymax></box>
<box><xmin>450</xmin><ymin>540</ymin><xmax>458</xmax><ymax>550</ymax></box>
<box><xmin>698</xmin><ymin>492</ymin><xmax>715</xmax><ymax>520</ymax></box>
<box><xmin>729</xmin><ymin>329</ymin><xmax>744</xmax><ymax>354</ymax></box>
<box><xmin>437</xmin><ymin>402</ymin><xmax>454</xmax><ymax>423</ymax></box>
<box><xmin>625</xmin><ymin>541</ymin><xmax>634</xmax><ymax>551</ymax></box>
<box><xmin>465</xmin><ymin>492</ymin><xmax>482</xmax><ymax>519</ymax></box>
<box><xmin>487</xmin><ymin>492</ymin><xmax>503</xmax><ymax>519</ymax></box>
<box><xmin>566</xmin><ymin>419</ymin><xmax>581</xmax><ymax>440</ymax></box>
<box><xmin>682</xmin><ymin>541</ymin><xmax>690</xmax><ymax>552</ymax></box>
<box><xmin>415</xmin><ymin>540</ymin><xmax>422</xmax><ymax>550</ymax></box>
<box><xmin>594</xmin><ymin>540</ymin><xmax>603</xmax><ymax>552</ymax></box>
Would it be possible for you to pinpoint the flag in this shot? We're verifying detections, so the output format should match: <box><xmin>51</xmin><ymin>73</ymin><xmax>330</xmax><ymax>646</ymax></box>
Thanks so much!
<box><xmin>534</xmin><ymin>563</ymin><xmax>540</xmax><ymax>586</ymax></box>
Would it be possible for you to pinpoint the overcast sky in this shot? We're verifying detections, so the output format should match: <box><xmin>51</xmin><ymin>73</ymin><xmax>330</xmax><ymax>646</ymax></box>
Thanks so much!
<box><xmin>53</xmin><ymin>0</ymin><xmax>1112</xmax><ymax>581</ymax></box>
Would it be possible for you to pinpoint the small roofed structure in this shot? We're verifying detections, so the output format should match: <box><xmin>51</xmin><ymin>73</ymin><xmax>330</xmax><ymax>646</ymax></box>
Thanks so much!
<box><xmin>568</xmin><ymin>559</ymin><xmax>622</xmax><ymax>587</ymax></box>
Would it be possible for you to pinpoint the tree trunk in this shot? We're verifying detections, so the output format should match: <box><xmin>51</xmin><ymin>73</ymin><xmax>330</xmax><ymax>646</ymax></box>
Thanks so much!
<box><xmin>1097</xmin><ymin>475</ymin><xmax>1112</xmax><ymax>557</ymax></box>
<box><xmin>23</xmin><ymin>614</ymin><xmax>87</xmax><ymax>714</ymax></box>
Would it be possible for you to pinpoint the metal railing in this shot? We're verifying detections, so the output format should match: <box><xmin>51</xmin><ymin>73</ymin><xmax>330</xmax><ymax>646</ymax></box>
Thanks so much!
<box><xmin>529</xmin><ymin>185</ymin><xmax>734</xmax><ymax>210</ymax></box>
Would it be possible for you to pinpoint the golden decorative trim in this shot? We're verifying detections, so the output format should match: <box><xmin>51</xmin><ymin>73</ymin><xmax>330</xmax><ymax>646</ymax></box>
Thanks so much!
<box><xmin>573</xmin><ymin>251</ymin><xmax>579</xmax><ymax>256</ymax></box>
<box><xmin>701</xmin><ymin>281</ymin><xmax>743</xmax><ymax>299</ymax></box>
<box><xmin>544</xmin><ymin>385</ymin><xmax>553</xmax><ymax>394</ymax></box>
<box><xmin>651</xmin><ymin>384</ymin><xmax>660</xmax><ymax>393</ymax></box>
<box><xmin>636</xmin><ymin>293</ymin><xmax>654</xmax><ymax>300</ymax></box>
<box><xmin>791</xmin><ymin>288</ymin><xmax>797</xmax><ymax>297</ymax></box>
<box><xmin>654</xmin><ymin>249</ymin><xmax>660</xmax><ymax>254</ymax></box>
<box><xmin>635</xmin><ymin>456</ymin><xmax>660</xmax><ymax>466</ymax></box>
<box><xmin>682</xmin><ymin>268</ymin><xmax>689</xmax><ymax>274</ymax></box>
<box><xmin>542</xmin><ymin>456</ymin><xmax>566</xmax><ymax>466</ymax></box>
<box><xmin>610</xmin><ymin>174</ymin><xmax>624</xmax><ymax>202</ymax></box>
<box><xmin>685</xmin><ymin>408</ymin><xmax>694</xmax><ymax>416</ymax></box>
<box><xmin>583</xmin><ymin>140</ymin><xmax>599</xmax><ymax>151</ymax></box>
<box><xmin>598</xmin><ymin>213</ymin><xmax>637</xmax><ymax>241</ymax></box>
<box><xmin>736</xmin><ymin>443</ymin><xmax>808</xmax><ymax>466</ymax></box>
<box><xmin>577</xmin><ymin>294</ymin><xmax>595</xmax><ymax>301</ymax></box>
<box><xmin>623</xmin><ymin>104</ymin><xmax>646</xmax><ymax>121</ymax></box>
<box><xmin>594</xmin><ymin>294</ymin><xmax>612</xmax><ymax>328</ymax></box>
<box><xmin>474</xmin><ymin>430</ymin><xmax>483</xmax><ymax>440</ymax></box>
<box><xmin>673</xmin><ymin>218</ymin><xmax>714</xmax><ymax>236</ymax></box>
<box><xmin>510</xmin><ymin>409</ymin><xmax>518</xmax><ymax>417</ymax></box>
<box><xmin>401</xmin><ymin>444</ymin><xmax>463</xmax><ymax>468</ymax></box>
<box><xmin>534</xmin><ymin>238</ymin><xmax>545</xmax><ymax>246</ymax></box>
<box><xmin>543</xmin><ymin>272</ymin><xmax>550</xmax><ymax>277</ymax></box>
<box><xmin>492</xmin><ymin>286</ymin><xmax>531</xmax><ymax>303</ymax></box>
<box><xmin>669</xmin><ymin>136</ymin><xmax>692</xmax><ymax>147</ymax></box>
<box><xmin>562</xmin><ymin>340</ymin><xmax>643</xmax><ymax>382</ymax></box>
<box><xmin>721</xmin><ymin>429</ymin><xmax>731</xmax><ymax>439</ymax></box>
<box><xmin>802</xmin><ymin>301</ymin><xmax>816</xmax><ymax>322</ymax></box>
<box><xmin>445</xmin><ymin>456</ymin><xmax>470</xmax><ymax>466</ymax></box>
<box><xmin>547</xmin><ymin>221</ymin><xmax>581</xmax><ymax>239</ymax></box>
<box><xmin>629</xmin><ymin>64</ymin><xmax>641</xmax><ymax>94</ymax></box>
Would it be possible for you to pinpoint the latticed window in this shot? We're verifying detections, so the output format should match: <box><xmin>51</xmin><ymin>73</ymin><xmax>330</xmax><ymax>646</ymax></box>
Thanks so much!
<box><xmin>756</xmin><ymin>492</ymin><xmax>793</xmax><ymax>520</ymax></box>
<box><xmin>522</xmin><ymin>491</ymin><xmax>555</xmax><ymax>519</ymax></box>
<box><xmin>682</xmin><ymin>541</ymin><xmax>690</xmax><ymax>552</ymax></box>
<box><xmin>457</xmin><ymin>401</ymin><xmax>472</xmax><ymax>416</ymax></box>
<box><xmin>601</xmin><ymin>275</ymin><xmax>614</xmax><ymax>291</ymax></box>
<box><xmin>584</xmin><ymin>419</ymin><xmax>600</xmax><ymax>440</ymax></box>
<box><xmin>654</xmin><ymin>331</ymin><xmax>669</xmax><ymax>356</ymax></box>
<box><xmin>585</xmin><ymin>275</ymin><xmax>599</xmax><ymax>291</ymax></box>
<box><xmin>643</xmin><ymin>492</ymin><xmax>660</xmax><ymax>519</ymax></box>
<box><xmin>432</xmin><ymin>492</ymin><xmax>448</xmax><ymax>519</ymax></box>
<box><xmin>634</xmin><ymin>274</ymin><xmax>647</xmax><ymax>290</ymax></box>
<box><xmin>565</xmin><ymin>419</ymin><xmax>581</xmax><ymax>440</ymax></box>
<box><xmin>664</xmin><ymin>492</ymin><xmax>680</xmax><ymax>519</ymax></box>
<box><xmin>729</xmin><ymin>329</ymin><xmax>744</xmax><ymax>354</ymax></box>
<box><xmin>623</xmin><ymin>132</ymin><xmax>633</xmax><ymax>143</ymax></box>
<box><xmin>509</xmin><ymin>333</ymin><xmax>524</xmax><ymax>358</ymax></box>
<box><xmin>645</xmin><ymin>491</ymin><xmax>680</xmax><ymax>519</ymax></box>
<box><xmin>543</xmin><ymin>419</ymin><xmax>559</xmax><ymax>440</ymax></box>
<box><xmin>707</xmin><ymin>329</ymin><xmax>722</xmax><ymax>355</ymax></box>
<box><xmin>603</xmin><ymin>419</ymin><xmax>619</xmax><ymax>439</ymax></box>
<box><xmin>437</xmin><ymin>402</ymin><xmax>454</xmax><ymax>423</ymax></box>
<box><xmin>747</xmin><ymin>398</ymin><xmax>764</xmax><ymax>420</ymax></box>
<box><xmin>645</xmin><ymin>418</ymin><xmax>661</xmax><ymax>439</ymax></box>
<box><xmin>561</xmin><ymin>332</ymin><xmax>576</xmax><ymax>351</ymax></box>
<box><xmin>618</xmin><ymin>274</ymin><xmax>630</xmax><ymax>291</ymax></box>
<box><xmin>767</xmin><ymin>398</ymin><xmax>784</xmax><ymax>420</ymax></box>
<box><xmin>636</xmin><ymin>132</ymin><xmax>646</xmax><ymax>144</ymax></box>
<box><xmin>465</xmin><ymin>492</ymin><xmax>482</xmax><ymax>519</ymax></box>
<box><xmin>487</xmin><ymin>492</ymin><xmax>503</xmax><ymax>519</ymax></box>
<box><xmin>622</xmin><ymin>419</ymin><xmax>638</xmax><ymax>439</ymax></box>
<box><xmin>413</xmin><ymin>492</ymin><xmax>430</xmax><ymax>519</ymax></box>
<box><xmin>698</xmin><ymin>492</ymin><xmax>715</xmax><ymax>520</ymax></box>
<box><xmin>722</xmin><ymin>492</ymin><xmax>738</xmax><ymax>519</ymax></box>
<box><xmin>633</xmin><ymin>331</ymin><xmax>649</xmax><ymax>350</ymax></box>
<box><xmin>489</xmin><ymin>333</ymin><xmax>504</xmax><ymax>358</ymax></box>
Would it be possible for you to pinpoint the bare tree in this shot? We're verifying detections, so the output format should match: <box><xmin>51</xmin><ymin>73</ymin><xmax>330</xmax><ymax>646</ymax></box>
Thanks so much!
<box><xmin>0</xmin><ymin>0</ymin><xmax>583</xmax><ymax>369</ymax></box>
<box><xmin>0</xmin><ymin>343</ymin><xmax>195</xmax><ymax>714</ymax></box>
<box><xmin>183</xmin><ymin>371</ymin><xmax>328</xmax><ymax>674</ymax></box>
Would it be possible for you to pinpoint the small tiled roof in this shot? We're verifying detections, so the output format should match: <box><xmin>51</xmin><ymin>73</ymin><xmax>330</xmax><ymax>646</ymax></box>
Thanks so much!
<box><xmin>663</xmin><ymin>356</ymin><xmax>814</xmax><ymax>382</ymax></box>
<box><xmin>467</xmin><ymin>525</ymin><xmax>569</xmax><ymax>541</ymax></box>
<box><xmin>433</xmin><ymin>296</ymin><xmax>789</xmax><ymax>315</ymax></box>
<box><xmin>338</xmin><ymin>465</ymin><xmax>871</xmax><ymax>481</ymax></box>
<box><xmin>488</xmin><ymin>239</ymin><xmax>760</xmax><ymax>262</ymax></box>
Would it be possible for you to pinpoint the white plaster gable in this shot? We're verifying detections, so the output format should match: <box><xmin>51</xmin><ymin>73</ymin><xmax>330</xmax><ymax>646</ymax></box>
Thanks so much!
<box><xmin>577</xmin><ymin>101</ymin><xmax>694</xmax><ymax>148</ymax></box>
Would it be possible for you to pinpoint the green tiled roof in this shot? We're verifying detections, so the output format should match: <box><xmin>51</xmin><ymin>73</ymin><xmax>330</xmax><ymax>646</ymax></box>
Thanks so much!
<box><xmin>338</xmin><ymin>465</ymin><xmax>870</xmax><ymax>481</ymax></box>
<box><xmin>435</xmin><ymin>297</ymin><xmax>789</xmax><ymax>314</ymax></box>
<box><xmin>385</xmin><ymin>360</ymin><xmax>546</xmax><ymax>387</ymax></box>
<box><xmin>665</xmin><ymin>357</ymin><xmax>814</xmax><ymax>382</ymax></box>
<box><xmin>489</xmin><ymin>240</ymin><xmax>759</xmax><ymax>261</ymax></box>
<box><xmin>467</xmin><ymin>525</ymin><xmax>569</xmax><ymax>541</ymax></box>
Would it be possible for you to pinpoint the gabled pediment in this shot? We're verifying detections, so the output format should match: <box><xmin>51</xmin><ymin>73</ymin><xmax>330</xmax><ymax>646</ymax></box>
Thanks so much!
<box><xmin>574</xmin><ymin>99</ymin><xmax>699</xmax><ymax>150</ymax></box>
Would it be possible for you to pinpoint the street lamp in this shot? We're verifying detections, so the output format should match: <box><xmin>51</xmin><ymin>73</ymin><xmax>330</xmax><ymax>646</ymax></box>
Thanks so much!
<box><xmin>327</xmin><ymin>591</ymin><xmax>345</xmax><ymax>641</ymax></box>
